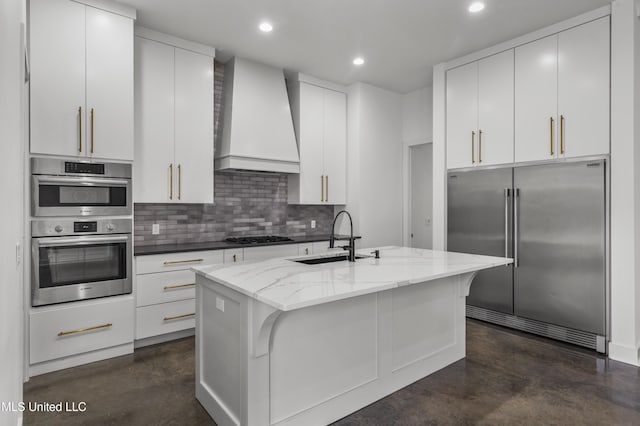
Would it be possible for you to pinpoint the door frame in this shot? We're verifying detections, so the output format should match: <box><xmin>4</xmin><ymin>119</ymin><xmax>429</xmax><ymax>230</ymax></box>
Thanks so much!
<box><xmin>403</xmin><ymin>141</ymin><xmax>433</xmax><ymax>248</ymax></box>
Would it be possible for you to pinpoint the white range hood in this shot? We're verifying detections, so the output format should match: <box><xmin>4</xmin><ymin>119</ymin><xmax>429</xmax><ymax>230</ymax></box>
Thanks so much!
<box><xmin>215</xmin><ymin>57</ymin><xmax>300</xmax><ymax>173</ymax></box>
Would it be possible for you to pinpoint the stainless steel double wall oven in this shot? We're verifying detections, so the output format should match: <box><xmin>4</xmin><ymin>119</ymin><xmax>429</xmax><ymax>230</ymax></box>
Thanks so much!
<box><xmin>31</xmin><ymin>158</ymin><xmax>133</xmax><ymax>306</ymax></box>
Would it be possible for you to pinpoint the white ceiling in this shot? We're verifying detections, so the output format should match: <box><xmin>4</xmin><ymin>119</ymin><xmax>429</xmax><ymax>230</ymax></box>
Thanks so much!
<box><xmin>120</xmin><ymin>0</ymin><xmax>612</xmax><ymax>93</ymax></box>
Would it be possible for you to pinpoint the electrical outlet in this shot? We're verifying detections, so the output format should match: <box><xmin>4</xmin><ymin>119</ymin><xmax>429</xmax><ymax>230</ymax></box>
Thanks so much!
<box><xmin>152</xmin><ymin>224</ymin><xmax>160</xmax><ymax>235</ymax></box>
<box><xmin>311</xmin><ymin>220</ymin><xmax>316</xmax><ymax>229</ymax></box>
<box><xmin>216</xmin><ymin>297</ymin><xmax>225</xmax><ymax>312</ymax></box>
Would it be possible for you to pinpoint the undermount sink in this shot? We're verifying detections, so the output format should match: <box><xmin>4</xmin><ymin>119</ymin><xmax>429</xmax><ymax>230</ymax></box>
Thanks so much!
<box><xmin>293</xmin><ymin>254</ymin><xmax>370</xmax><ymax>265</ymax></box>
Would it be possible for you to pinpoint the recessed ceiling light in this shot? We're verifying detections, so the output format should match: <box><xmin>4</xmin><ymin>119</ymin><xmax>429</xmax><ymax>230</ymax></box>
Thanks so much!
<box><xmin>353</xmin><ymin>57</ymin><xmax>365</xmax><ymax>66</ymax></box>
<box><xmin>468</xmin><ymin>2</ymin><xmax>485</xmax><ymax>13</ymax></box>
<box><xmin>259</xmin><ymin>22</ymin><xmax>273</xmax><ymax>32</ymax></box>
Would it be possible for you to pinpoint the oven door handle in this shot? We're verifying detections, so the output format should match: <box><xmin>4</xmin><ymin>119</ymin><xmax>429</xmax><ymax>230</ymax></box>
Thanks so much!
<box><xmin>36</xmin><ymin>176</ymin><xmax>129</xmax><ymax>187</ymax></box>
<box><xmin>36</xmin><ymin>235</ymin><xmax>130</xmax><ymax>247</ymax></box>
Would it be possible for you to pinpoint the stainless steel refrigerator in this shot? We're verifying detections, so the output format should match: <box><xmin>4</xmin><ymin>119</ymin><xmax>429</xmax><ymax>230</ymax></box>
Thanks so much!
<box><xmin>448</xmin><ymin>160</ymin><xmax>606</xmax><ymax>352</ymax></box>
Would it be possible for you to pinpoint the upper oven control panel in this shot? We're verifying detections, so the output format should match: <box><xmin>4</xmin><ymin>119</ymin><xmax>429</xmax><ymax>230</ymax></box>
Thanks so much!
<box><xmin>31</xmin><ymin>218</ymin><xmax>132</xmax><ymax>237</ymax></box>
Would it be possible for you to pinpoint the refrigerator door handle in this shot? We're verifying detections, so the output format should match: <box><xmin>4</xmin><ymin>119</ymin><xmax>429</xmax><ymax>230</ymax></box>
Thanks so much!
<box><xmin>514</xmin><ymin>188</ymin><xmax>519</xmax><ymax>268</ymax></box>
<box><xmin>504</xmin><ymin>188</ymin><xmax>510</xmax><ymax>259</ymax></box>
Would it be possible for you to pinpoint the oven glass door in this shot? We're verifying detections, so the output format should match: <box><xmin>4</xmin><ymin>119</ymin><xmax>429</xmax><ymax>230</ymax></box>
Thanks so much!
<box><xmin>32</xmin><ymin>234</ymin><xmax>132</xmax><ymax>306</ymax></box>
<box><xmin>38</xmin><ymin>241</ymin><xmax>126</xmax><ymax>288</ymax></box>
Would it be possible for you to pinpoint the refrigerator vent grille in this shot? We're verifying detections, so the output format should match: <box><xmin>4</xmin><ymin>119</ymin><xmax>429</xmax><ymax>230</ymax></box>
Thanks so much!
<box><xmin>466</xmin><ymin>306</ymin><xmax>598</xmax><ymax>350</ymax></box>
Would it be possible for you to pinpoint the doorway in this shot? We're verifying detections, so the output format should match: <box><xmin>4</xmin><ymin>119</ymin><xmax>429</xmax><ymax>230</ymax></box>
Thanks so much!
<box><xmin>410</xmin><ymin>143</ymin><xmax>433</xmax><ymax>249</ymax></box>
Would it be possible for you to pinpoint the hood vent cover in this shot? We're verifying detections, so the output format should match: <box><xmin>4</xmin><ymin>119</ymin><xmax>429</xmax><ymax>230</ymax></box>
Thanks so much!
<box><xmin>215</xmin><ymin>57</ymin><xmax>300</xmax><ymax>173</ymax></box>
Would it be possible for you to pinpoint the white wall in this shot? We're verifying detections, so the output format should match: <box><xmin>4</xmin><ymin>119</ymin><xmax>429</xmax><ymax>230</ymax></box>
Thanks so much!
<box><xmin>340</xmin><ymin>82</ymin><xmax>403</xmax><ymax>248</ymax></box>
<box><xmin>402</xmin><ymin>86</ymin><xmax>433</xmax><ymax>146</ymax></box>
<box><xmin>0</xmin><ymin>0</ymin><xmax>26</xmax><ymax>424</ymax></box>
<box><xmin>609</xmin><ymin>0</ymin><xmax>640</xmax><ymax>366</ymax></box>
<box><xmin>401</xmin><ymin>87</ymin><xmax>433</xmax><ymax>246</ymax></box>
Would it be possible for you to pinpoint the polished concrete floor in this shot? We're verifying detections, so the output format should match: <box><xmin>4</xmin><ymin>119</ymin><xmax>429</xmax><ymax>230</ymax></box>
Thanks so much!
<box><xmin>24</xmin><ymin>320</ymin><xmax>640</xmax><ymax>425</ymax></box>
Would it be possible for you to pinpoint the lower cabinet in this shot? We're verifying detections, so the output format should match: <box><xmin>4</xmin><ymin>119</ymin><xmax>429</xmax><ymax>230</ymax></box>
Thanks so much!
<box><xmin>29</xmin><ymin>296</ymin><xmax>134</xmax><ymax>373</ymax></box>
<box><xmin>134</xmin><ymin>250</ymin><xmax>223</xmax><ymax>344</ymax></box>
<box><xmin>136</xmin><ymin>299</ymin><xmax>196</xmax><ymax>340</ymax></box>
<box><xmin>134</xmin><ymin>243</ymin><xmax>330</xmax><ymax>344</ymax></box>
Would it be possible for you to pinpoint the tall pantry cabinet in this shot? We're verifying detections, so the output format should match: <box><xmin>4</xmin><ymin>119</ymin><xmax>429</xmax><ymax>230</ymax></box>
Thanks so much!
<box><xmin>29</xmin><ymin>0</ymin><xmax>135</xmax><ymax>161</ymax></box>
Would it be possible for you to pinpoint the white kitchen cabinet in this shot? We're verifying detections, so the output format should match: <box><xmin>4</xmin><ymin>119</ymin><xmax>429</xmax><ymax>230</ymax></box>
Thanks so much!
<box><xmin>135</xmin><ymin>249</ymin><xmax>222</xmax><ymax>344</ymax></box>
<box><xmin>30</xmin><ymin>0</ymin><xmax>134</xmax><ymax>160</ymax></box>
<box><xmin>446</xmin><ymin>61</ymin><xmax>478</xmax><ymax>169</ymax></box>
<box><xmin>134</xmin><ymin>37</ymin><xmax>175</xmax><ymax>203</ymax></box>
<box><xmin>557</xmin><ymin>17</ymin><xmax>610</xmax><ymax>158</ymax></box>
<box><xmin>134</xmin><ymin>30</ymin><xmax>214</xmax><ymax>204</ymax></box>
<box><xmin>244</xmin><ymin>244</ymin><xmax>299</xmax><ymax>262</ymax></box>
<box><xmin>515</xmin><ymin>17</ymin><xmax>609</xmax><ymax>162</ymax></box>
<box><xmin>298</xmin><ymin>243</ymin><xmax>313</xmax><ymax>256</ymax></box>
<box><xmin>288</xmin><ymin>78</ymin><xmax>347</xmax><ymax>204</ymax></box>
<box><xmin>223</xmin><ymin>249</ymin><xmax>244</xmax><ymax>264</ymax></box>
<box><xmin>446</xmin><ymin>50</ymin><xmax>514</xmax><ymax>169</ymax></box>
<box><xmin>30</xmin><ymin>296</ymin><xmax>134</xmax><ymax>366</ymax></box>
<box><xmin>478</xmin><ymin>51</ymin><xmax>514</xmax><ymax>166</ymax></box>
<box><xmin>515</xmin><ymin>35</ymin><xmax>559</xmax><ymax>163</ymax></box>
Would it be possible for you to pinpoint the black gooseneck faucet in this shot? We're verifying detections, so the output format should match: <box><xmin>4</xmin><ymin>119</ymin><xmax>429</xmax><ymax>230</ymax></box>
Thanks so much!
<box><xmin>329</xmin><ymin>210</ymin><xmax>356</xmax><ymax>262</ymax></box>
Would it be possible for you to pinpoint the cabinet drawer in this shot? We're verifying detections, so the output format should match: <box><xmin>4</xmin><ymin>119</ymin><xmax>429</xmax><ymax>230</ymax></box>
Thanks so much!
<box><xmin>136</xmin><ymin>250</ymin><xmax>223</xmax><ymax>274</ymax></box>
<box><xmin>312</xmin><ymin>241</ymin><xmax>331</xmax><ymax>254</ymax></box>
<box><xmin>136</xmin><ymin>270</ymin><xmax>195</xmax><ymax>307</ymax></box>
<box><xmin>223</xmin><ymin>248</ymin><xmax>244</xmax><ymax>264</ymax></box>
<box><xmin>243</xmin><ymin>244</ymin><xmax>299</xmax><ymax>262</ymax></box>
<box><xmin>298</xmin><ymin>243</ymin><xmax>313</xmax><ymax>256</ymax></box>
<box><xmin>136</xmin><ymin>299</ymin><xmax>196</xmax><ymax>340</ymax></box>
<box><xmin>30</xmin><ymin>296</ymin><xmax>134</xmax><ymax>364</ymax></box>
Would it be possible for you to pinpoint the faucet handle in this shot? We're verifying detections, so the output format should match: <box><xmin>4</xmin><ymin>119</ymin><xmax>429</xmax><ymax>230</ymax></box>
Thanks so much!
<box><xmin>371</xmin><ymin>250</ymin><xmax>380</xmax><ymax>259</ymax></box>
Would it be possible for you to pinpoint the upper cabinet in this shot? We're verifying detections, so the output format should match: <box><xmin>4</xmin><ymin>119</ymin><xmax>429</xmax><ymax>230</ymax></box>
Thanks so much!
<box><xmin>446</xmin><ymin>50</ymin><xmax>514</xmax><ymax>169</ymax></box>
<box><xmin>30</xmin><ymin>0</ymin><xmax>135</xmax><ymax>161</ymax></box>
<box><xmin>134</xmin><ymin>31</ymin><xmax>214</xmax><ymax>204</ymax></box>
<box><xmin>515</xmin><ymin>17</ymin><xmax>610</xmax><ymax>162</ymax></box>
<box><xmin>287</xmin><ymin>77</ymin><xmax>347</xmax><ymax>205</ymax></box>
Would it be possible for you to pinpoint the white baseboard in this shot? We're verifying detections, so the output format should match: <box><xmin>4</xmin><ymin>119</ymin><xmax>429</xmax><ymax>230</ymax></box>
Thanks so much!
<box><xmin>608</xmin><ymin>341</ymin><xmax>640</xmax><ymax>366</ymax></box>
<box><xmin>29</xmin><ymin>343</ymin><xmax>134</xmax><ymax>376</ymax></box>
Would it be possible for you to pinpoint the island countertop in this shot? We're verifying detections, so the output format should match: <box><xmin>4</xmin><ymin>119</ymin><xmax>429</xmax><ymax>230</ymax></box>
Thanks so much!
<box><xmin>192</xmin><ymin>246</ymin><xmax>512</xmax><ymax>312</ymax></box>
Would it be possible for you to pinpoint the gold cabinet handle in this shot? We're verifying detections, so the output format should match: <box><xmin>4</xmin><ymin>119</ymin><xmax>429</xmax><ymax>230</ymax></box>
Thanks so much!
<box><xmin>78</xmin><ymin>106</ymin><xmax>82</xmax><ymax>153</ymax></box>
<box><xmin>326</xmin><ymin>175</ymin><xmax>329</xmax><ymax>202</ymax></box>
<box><xmin>321</xmin><ymin>175</ymin><xmax>324</xmax><ymax>202</ymax></box>
<box><xmin>58</xmin><ymin>323</ymin><xmax>112</xmax><ymax>337</ymax></box>
<box><xmin>471</xmin><ymin>131</ymin><xmax>475</xmax><ymax>164</ymax></box>
<box><xmin>163</xmin><ymin>313</ymin><xmax>195</xmax><ymax>321</ymax></box>
<box><xmin>90</xmin><ymin>108</ymin><xmax>95</xmax><ymax>153</ymax></box>
<box><xmin>305</xmin><ymin>247</ymin><xmax>309</xmax><ymax>255</ymax></box>
<box><xmin>549</xmin><ymin>117</ymin><xmax>554</xmax><ymax>156</ymax></box>
<box><xmin>163</xmin><ymin>258</ymin><xmax>203</xmax><ymax>265</ymax></box>
<box><xmin>169</xmin><ymin>163</ymin><xmax>173</xmax><ymax>200</ymax></box>
<box><xmin>177</xmin><ymin>164</ymin><xmax>182</xmax><ymax>200</ymax></box>
<box><xmin>163</xmin><ymin>283</ymin><xmax>195</xmax><ymax>290</ymax></box>
<box><xmin>232</xmin><ymin>254</ymin><xmax>237</xmax><ymax>262</ymax></box>
<box><xmin>560</xmin><ymin>115</ymin><xmax>565</xmax><ymax>155</ymax></box>
<box><xmin>478</xmin><ymin>130</ymin><xmax>482</xmax><ymax>163</ymax></box>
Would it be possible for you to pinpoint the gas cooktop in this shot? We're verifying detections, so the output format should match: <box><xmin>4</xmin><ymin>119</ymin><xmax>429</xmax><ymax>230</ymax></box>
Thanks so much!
<box><xmin>225</xmin><ymin>235</ymin><xmax>294</xmax><ymax>245</ymax></box>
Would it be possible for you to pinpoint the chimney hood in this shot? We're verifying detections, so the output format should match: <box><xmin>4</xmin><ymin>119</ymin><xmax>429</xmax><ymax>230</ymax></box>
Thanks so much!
<box><xmin>215</xmin><ymin>57</ymin><xmax>300</xmax><ymax>173</ymax></box>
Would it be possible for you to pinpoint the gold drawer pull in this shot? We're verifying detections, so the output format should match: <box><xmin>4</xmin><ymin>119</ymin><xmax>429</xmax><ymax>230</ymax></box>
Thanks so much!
<box><xmin>163</xmin><ymin>258</ymin><xmax>204</xmax><ymax>265</ymax></box>
<box><xmin>163</xmin><ymin>313</ymin><xmax>195</xmax><ymax>321</ymax></box>
<box><xmin>58</xmin><ymin>323</ymin><xmax>112</xmax><ymax>337</ymax></box>
<box><xmin>163</xmin><ymin>283</ymin><xmax>195</xmax><ymax>290</ymax></box>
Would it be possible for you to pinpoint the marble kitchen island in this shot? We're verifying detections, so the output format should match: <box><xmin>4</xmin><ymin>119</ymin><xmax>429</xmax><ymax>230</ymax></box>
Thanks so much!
<box><xmin>193</xmin><ymin>246</ymin><xmax>511</xmax><ymax>426</ymax></box>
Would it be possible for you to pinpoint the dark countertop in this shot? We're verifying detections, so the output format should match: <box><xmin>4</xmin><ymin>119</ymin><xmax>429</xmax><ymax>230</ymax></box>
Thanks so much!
<box><xmin>134</xmin><ymin>234</ymin><xmax>362</xmax><ymax>256</ymax></box>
